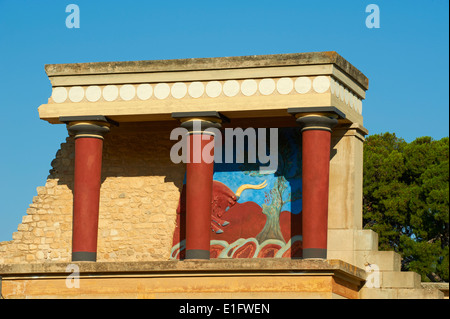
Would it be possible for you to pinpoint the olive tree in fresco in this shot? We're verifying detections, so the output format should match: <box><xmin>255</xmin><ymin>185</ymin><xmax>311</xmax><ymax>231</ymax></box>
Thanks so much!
<box><xmin>242</xmin><ymin>128</ymin><xmax>302</xmax><ymax>244</ymax></box>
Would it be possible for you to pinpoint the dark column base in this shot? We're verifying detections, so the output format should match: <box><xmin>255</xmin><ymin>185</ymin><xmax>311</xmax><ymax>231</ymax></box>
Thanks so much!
<box><xmin>185</xmin><ymin>249</ymin><xmax>210</xmax><ymax>260</ymax></box>
<box><xmin>302</xmin><ymin>248</ymin><xmax>327</xmax><ymax>259</ymax></box>
<box><xmin>72</xmin><ymin>251</ymin><xmax>97</xmax><ymax>262</ymax></box>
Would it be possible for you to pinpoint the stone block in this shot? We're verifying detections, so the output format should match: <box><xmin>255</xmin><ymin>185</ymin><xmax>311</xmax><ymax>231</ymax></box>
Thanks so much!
<box><xmin>326</xmin><ymin>250</ymin><xmax>354</xmax><ymax>265</ymax></box>
<box><xmin>327</xmin><ymin>229</ymin><xmax>354</xmax><ymax>251</ymax></box>
<box><xmin>17</xmin><ymin>224</ymin><xmax>28</xmax><ymax>231</ymax></box>
<box><xmin>381</xmin><ymin>271</ymin><xmax>421</xmax><ymax>289</ymax></box>
<box><xmin>397</xmin><ymin>288</ymin><xmax>444</xmax><ymax>299</ymax></box>
<box><xmin>359</xmin><ymin>287</ymin><xmax>444</xmax><ymax>299</ymax></box>
<box><xmin>354</xmin><ymin>229</ymin><xmax>378</xmax><ymax>251</ymax></box>
<box><xmin>359</xmin><ymin>287</ymin><xmax>398</xmax><ymax>299</ymax></box>
<box><xmin>22</xmin><ymin>215</ymin><xmax>33</xmax><ymax>224</ymax></box>
<box><xmin>36</xmin><ymin>187</ymin><xmax>47</xmax><ymax>196</ymax></box>
<box><xmin>354</xmin><ymin>250</ymin><xmax>401</xmax><ymax>272</ymax></box>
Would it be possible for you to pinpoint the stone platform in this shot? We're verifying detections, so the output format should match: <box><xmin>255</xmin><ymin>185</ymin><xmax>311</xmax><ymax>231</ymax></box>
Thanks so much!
<box><xmin>0</xmin><ymin>259</ymin><xmax>365</xmax><ymax>299</ymax></box>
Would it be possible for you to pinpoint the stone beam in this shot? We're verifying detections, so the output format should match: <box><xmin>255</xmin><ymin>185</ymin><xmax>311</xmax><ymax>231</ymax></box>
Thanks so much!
<box><xmin>38</xmin><ymin>52</ymin><xmax>368</xmax><ymax>126</ymax></box>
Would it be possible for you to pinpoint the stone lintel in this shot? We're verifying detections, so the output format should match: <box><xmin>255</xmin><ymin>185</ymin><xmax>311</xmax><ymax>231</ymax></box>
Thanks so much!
<box><xmin>45</xmin><ymin>51</ymin><xmax>368</xmax><ymax>90</ymax></box>
<box><xmin>39</xmin><ymin>52</ymin><xmax>368</xmax><ymax>126</ymax></box>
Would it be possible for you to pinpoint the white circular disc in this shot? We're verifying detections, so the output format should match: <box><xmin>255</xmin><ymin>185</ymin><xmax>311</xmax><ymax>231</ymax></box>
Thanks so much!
<box><xmin>223</xmin><ymin>80</ymin><xmax>240</xmax><ymax>97</ymax></box>
<box><xmin>136</xmin><ymin>84</ymin><xmax>152</xmax><ymax>100</ymax></box>
<box><xmin>334</xmin><ymin>81</ymin><xmax>340</xmax><ymax>98</ymax></box>
<box><xmin>344</xmin><ymin>88</ymin><xmax>350</xmax><ymax>104</ymax></box>
<box><xmin>103</xmin><ymin>85</ymin><xmax>119</xmax><ymax>102</ymax></box>
<box><xmin>188</xmin><ymin>82</ymin><xmax>204</xmax><ymax>98</ymax></box>
<box><xmin>276</xmin><ymin>77</ymin><xmax>293</xmax><ymax>94</ymax></box>
<box><xmin>171</xmin><ymin>82</ymin><xmax>187</xmax><ymax>99</ymax></box>
<box><xmin>330</xmin><ymin>78</ymin><xmax>336</xmax><ymax>95</ymax></box>
<box><xmin>52</xmin><ymin>87</ymin><xmax>67</xmax><ymax>103</ymax></box>
<box><xmin>339</xmin><ymin>85</ymin><xmax>345</xmax><ymax>101</ymax></box>
<box><xmin>68</xmin><ymin>86</ymin><xmax>84</xmax><ymax>102</ymax></box>
<box><xmin>206</xmin><ymin>81</ymin><xmax>222</xmax><ymax>98</ymax></box>
<box><xmin>313</xmin><ymin>76</ymin><xmax>330</xmax><ymax>93</ymax></box>
<box><xmin>294</xmin><ymin>77</ymin><xmax>311</xmax><ymax>94</ymax></box>
<box><xmin>120</xmin><ymin>84</ymin><xmax>136</xmax><ymax>101</ymax></box>
<box><xmin>241</xmin><ymin>79</ymin><xmax>257</xmax><ymax>96</ymax></box>
<box><xmin>259</xmin><ymin>78</ymin><xmax>275</xmax><ymax>95</ymax></box>
<box><xmin>154</xmin><ymin>83</ymin><xmax>170</xmax><ymax>99</ymax></box>
<box><xmin>85</xmin><ymin>86</ymin><xmax>101</xmax><ymax>102</ymax></box>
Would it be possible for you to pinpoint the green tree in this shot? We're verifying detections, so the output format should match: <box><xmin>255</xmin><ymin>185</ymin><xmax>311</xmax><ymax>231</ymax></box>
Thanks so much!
<box><xmin>363</xmin><ymin>133</ymin><xmax>449</xmax><ymax>282</ymax></box>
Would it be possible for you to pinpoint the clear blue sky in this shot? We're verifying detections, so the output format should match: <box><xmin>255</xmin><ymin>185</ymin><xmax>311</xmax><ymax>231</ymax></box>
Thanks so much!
<box><xmin>0</xmin><ymin>0</ymin><xmax>448</xmax><ymax>242</ymax></box>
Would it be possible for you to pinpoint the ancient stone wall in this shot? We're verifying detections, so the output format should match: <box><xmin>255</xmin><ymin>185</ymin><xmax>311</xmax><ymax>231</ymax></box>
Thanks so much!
<box><xmin>0</xmin><ymin>126</ymin><xmax>184</xmax><ymax>263</ymax></box>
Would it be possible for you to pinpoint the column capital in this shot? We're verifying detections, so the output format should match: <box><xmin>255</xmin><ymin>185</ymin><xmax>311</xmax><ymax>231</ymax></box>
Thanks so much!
<box><xmin>172</xmin><ymin>111</ymin><xmax>229</xmax><ymax>133</ymax></box>
<box><xmin>294</xmin><ymin>114</ymin><xmax>338</xmax><ymax>132</ymax></box>
<box><xmin>287</xmin><ymin>107</ymin><xmax>345</xmax><ymax>132</ymax></box>
<box><xmin>60</xmin><ymin>116</ymin><xmax>116</xmax><ymax>139</ymax></box>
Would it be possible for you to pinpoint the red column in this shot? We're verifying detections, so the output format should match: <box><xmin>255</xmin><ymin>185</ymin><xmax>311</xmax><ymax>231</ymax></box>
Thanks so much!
<box><xmin>296</xmin><ymin>114</ymin><xmax>338</xmax><ymax>259</ymax></box>
<box><xmin>172</xmin><ymin>113</ymin><xmax>224</xmax><ymax>260</ymax></box>
<box><xmin>72</xmin><ymin>137</ymin><xmax>104</xmax><ymax>261</ymax></box>
<box><xmin>185</xmin><ymin>132</ymin><xmax>215</xmax><ymax>259</ymax></box>
<box><xmin>63</xmin><ymin>117</ymin><xmax>111</xmax><ymax>261</ymax></box>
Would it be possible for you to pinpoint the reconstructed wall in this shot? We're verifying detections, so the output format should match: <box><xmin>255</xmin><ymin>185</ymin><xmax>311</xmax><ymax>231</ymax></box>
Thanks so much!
<box><xmin>0</xmin><ymin>125</ymin><xmax>184</xmax><ymax>263</ymax></box>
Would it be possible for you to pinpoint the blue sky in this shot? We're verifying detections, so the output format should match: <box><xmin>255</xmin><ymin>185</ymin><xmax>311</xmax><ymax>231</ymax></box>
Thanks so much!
<box><xmin>0</xmin><ymin>0</ymin><xmax>448</xmax><ymax>242</ymax></box>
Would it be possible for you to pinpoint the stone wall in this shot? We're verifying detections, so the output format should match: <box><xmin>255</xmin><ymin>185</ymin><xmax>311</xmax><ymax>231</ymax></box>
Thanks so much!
<box><xmin>0</xmin><ymin>125</ymin><xmax>185</xmax><ymax>263</ymax></box>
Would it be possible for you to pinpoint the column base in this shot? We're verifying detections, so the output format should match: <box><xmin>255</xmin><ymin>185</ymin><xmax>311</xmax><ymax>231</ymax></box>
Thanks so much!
<box><xmin>185</xmin><ymin>249</ymin><xmax>210</xmax><ymax>260</ymax></box>
<box><xmin>303</xmin><ymin>248</ymin><xmax>327</xmax><ymax>259</ymax></box>
<box><xmin>72</xmin><ymin>251</ymin><xmax>97</xmax><ymax>262</ymax></box>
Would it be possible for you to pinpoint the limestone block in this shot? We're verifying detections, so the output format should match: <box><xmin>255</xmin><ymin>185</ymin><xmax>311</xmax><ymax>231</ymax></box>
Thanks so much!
<box><xmin>328</xmin><ymin>129</ymin><xmax>364</xmax><ymax>230</ymax></box>
<box><xmin>326</xmin><ymin>250</ymin><xmax>354</xmax><ymax>265</ymax></box>
<box><xmin>327</xmin><ymin>229</ymin><xmax>354</xmax><ymax>251</ymax></box>
<box><xmin>354</xmin><ymin>229</ymin><xmax>378</xmax><ymax>251</ymax></box>
<box><xmin>22</xmin><ymin>215</ymin><xmax>33</xmax><ymax>224</ymax></box>
<box><xmin>380</xmin><ymin>271</ymin><xmax>421</xmax><ymax>289</ymax></box>
<box><xmin>360</xmin><ymin>287</ymin><xmax>443</xmax><ymax>299</ymax></box>
<box><xmin>17</xmin><ymin>224</ymin><xmax>28</xmax><ymax>231</ymax></box>
<box><xmin>354</xmin><ymin>250</ymin><xmax>401</xmax><ymax>272</ymax></box>
<box><xmin>12</xmin><ymin>232</ymin><xmax>23</xmax><ymax>240</ymax></box>
<box><xmin>397</xmin><ymin>288</ymin><xmax>444</xmax><ymax>299</ymax></box>
<box><xmin>359</xmin><ymin>287</ymin><xmax>398</xmax><ymax>299</ymax></box>
<box><xmin>36</xmin><ymin>187</ymin><xmax>47</xmax><ymax>196</ymax></box>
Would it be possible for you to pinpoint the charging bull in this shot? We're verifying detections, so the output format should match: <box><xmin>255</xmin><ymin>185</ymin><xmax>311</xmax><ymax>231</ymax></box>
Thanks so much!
<box><xmin>210</xmin><ymin>180</ymin><xmax>267</xmax><ymax>233</ymax></box>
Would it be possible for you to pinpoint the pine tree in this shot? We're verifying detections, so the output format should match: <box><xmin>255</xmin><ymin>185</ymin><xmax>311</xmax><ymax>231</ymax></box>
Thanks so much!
<box><xmin>363</xmin><ymin>133</ymin><xmax>449</xmax><ymax>281</ymax></box>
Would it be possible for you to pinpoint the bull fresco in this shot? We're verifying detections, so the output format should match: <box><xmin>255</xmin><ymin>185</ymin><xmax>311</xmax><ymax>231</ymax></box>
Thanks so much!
<box><xmin>170</xmin><ymin>127</ymin><xmax>303</xmax><ymax>259</ymax></box>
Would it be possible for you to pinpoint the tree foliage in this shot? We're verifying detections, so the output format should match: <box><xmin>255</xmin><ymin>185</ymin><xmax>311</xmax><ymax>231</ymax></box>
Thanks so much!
<box><xmin>363</xmin><ymin>133</ymin><xmax>449</xmax><ymax>282</ymax></box>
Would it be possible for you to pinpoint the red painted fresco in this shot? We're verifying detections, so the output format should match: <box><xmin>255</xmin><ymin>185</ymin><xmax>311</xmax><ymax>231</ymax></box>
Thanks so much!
<box><xmin>171</xmin><ymin>180</ymin><xmax>303</xmax><ymax>259</ymax></box>
<box><xmin>210</xmin><ymin>244</ymin><xmax>226</xmax><ymax>258</ymax></box>
<box><xmin>211</xmin><ymin>201</ymin><xmax>266</xmax><ymax>242</ymax></box>
<box><xmin>232</xmin><ymin>241</ymin><xmax>258</xmax><ymax>258</ymax></box>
